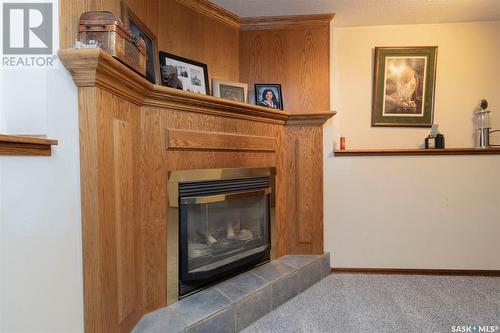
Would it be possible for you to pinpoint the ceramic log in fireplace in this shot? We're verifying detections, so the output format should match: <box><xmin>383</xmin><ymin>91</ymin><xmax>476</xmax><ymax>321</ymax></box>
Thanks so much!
<box><xmin>167</xmin><ymin>168</ymin><xmax>275</xmax><ymax>301</ymax></box>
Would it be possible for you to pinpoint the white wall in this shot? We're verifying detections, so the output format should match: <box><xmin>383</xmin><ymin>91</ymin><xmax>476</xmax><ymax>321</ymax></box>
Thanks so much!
<box><xmin>325</xmin><ymin>21</ymin><xmax>500</xmax><ymax>269</ymax></box>
<box><xmin>0</xmin><ymin>5</ymin><xmax>84</xmax><ymax>332</ymax></box>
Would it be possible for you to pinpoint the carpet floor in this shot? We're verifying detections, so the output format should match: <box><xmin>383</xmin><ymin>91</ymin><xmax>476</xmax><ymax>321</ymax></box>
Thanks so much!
<box><xmin>242</xmin><ymin>274</ymin><xmax>500</xmax><ymax>333</ymax></box>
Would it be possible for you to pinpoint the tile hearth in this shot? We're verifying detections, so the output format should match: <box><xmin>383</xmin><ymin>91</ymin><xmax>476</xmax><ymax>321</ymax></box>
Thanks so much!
<box><xmin>132</xmin><ymin>253</ymin><xmax>331</xmax><ymax>333</ymax></box>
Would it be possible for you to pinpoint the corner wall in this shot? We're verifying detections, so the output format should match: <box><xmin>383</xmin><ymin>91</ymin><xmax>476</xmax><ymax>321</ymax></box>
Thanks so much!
<box><xmin>0</xmin><ymin>48</ymin><xmax>84</xmax><ymax>333</ymax></box>
<box><xmin>1</xmin><ymin>1</ymin><xmax>83</xmax><ymax>332</ymax></box>
<box><xmin>324</xmin><ymin>21</ymin><xmax>500</xmax><ymax>269</ymax></box>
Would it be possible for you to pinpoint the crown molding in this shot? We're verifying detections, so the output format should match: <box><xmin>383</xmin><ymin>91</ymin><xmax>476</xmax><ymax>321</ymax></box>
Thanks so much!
<box><xmin>240</xmin><ymin>14</ymin><xmax>335</xmax><ymax>31</ymax></box>
<box><xmin>175</xmin><ymin>0</ymin><xmax>240</xmax><ymax>29</ymax></box>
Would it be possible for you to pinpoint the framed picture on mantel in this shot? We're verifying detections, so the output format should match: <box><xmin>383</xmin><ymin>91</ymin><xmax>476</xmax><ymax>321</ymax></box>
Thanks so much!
<box><xmin>371</xmin><ymin>46</ymin><xmax>438</xmax><ymax>127</ymax></box>
<box><xmin>159</xmin><ymin>51</ymin><xmax>210</xmax><ymax>95</ymax></box>
<box><xmin>255</xmin><ymin>84</ymin><xmax>283</xmax><ymax>110</ymax></box>
<box><xmin>121</xmin><ymin>0</ymin><xmax>160</xmax><ymax>84</ymax></box>
<box><xmin>213</xmin><ymin>79</ymin><xmax>248</xmax><ymax>103</ymax></box>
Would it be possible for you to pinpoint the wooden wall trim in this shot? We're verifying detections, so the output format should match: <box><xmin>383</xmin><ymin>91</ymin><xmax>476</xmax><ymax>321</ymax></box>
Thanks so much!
<box><xmin>0</xmin><ymin>134</ymin><xmax>58</xmax><ymax>156</ymax></box>
<box><xmin>166</xmin><ymin>129</ymin><xmax>277</xmax><ymax>152</ymax></box>
<box><xmin>331</xmin><ymin>267</ymin><xmax>500</xmax><ymax>277</ymax></box>
<box><xmin>240</xmin><ymin>14</ymin><xmax>335</xmax><ymax>31</ymax></box>
<box><xmin>175</xmin><ymin>0</ymin><xmax>240</xmax><ymax>29</ymax></box>
<box><xmin>58</xmin><ymin>48</ymin><xmax>289</xmax><ymax>125</ymax></box>
<box><xmin>286</xmin><ymin>112</ymin><xmax>336</xmax><ymax>126</ymax></box>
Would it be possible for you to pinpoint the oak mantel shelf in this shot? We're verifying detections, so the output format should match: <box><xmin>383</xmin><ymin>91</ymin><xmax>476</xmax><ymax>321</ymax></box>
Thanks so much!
<box><xmin>334</xmin><ymin>147</ymin><xmax>500</xmax><ymax>156</ymax></box>
<box><xmin>0</xmin><ymin>134</ymin><xmax>58</xmax><ymax>156</ymax></box>
<box><xmin>58</xmin><ymin>48</ymin><xmax>335</xmax><ymax>126</ymax></box>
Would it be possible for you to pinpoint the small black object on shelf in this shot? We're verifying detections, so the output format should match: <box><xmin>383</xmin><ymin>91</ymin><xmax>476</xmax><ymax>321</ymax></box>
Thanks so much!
<box><xmin>425</xmin><ymin>125</ymin><xmax>445</xmax><ymax>149</ymax></box>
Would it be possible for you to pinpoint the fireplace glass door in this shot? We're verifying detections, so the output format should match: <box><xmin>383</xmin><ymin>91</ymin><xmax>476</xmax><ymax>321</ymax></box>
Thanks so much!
<box><xmin>178</xmin><ymin>176</ymin><xmax>271</xmax><ymax>296</ymax></box>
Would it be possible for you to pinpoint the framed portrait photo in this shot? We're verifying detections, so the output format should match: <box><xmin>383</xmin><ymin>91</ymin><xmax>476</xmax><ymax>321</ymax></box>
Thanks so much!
<box><xmin>255</xmin><ymin>84</ymin><xmax>283</xmax><ymax>110</ymax></box>
<box><xmin>213</xmin><ymin>79</ymin><xmax>248</xmax><ymax>103</ymax></box>
<box><xmin>159</xmin><ymin>51</ymin><xmax>209</xmax><ymax>95</ymax></box>
<box><xmin>372</xmin><ymin>46</ymin><xmax>438</xmax><ymax>127</ymax></box>
<box><xmin>120</xmin><ymin>0</ymin><xmax>160</xmax><ymax>84</ymax></box>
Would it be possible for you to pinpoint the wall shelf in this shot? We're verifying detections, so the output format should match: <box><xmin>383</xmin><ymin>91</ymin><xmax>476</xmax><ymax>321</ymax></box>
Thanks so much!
<box><xmin>334</xmin><ymin>147</ymin><xmax>500</xmax><ymax>157</ymax></box>
<box><xmin>58</xmin><ymin>48</ymin><xmax>336</xmax><ymax>127</ymax></box>
<box><xmin>0</xmin><ymin>134</ymin><xmax>58</xmax><ymax>156</ymax></box>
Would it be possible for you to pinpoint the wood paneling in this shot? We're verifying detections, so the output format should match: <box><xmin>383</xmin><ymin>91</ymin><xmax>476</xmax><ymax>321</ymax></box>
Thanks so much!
<box><xmin>60</xmin><ymin>0</ymin><xmax>239</xmax><ymax>82</ymax></box>
<box><xmin>158</xmin><ymin>0</ymin><xmax>240</xmax><ymax>83</ymax></box>
<box><xmin>0</xmin><ymin>134</ymin><xmax>58</xmax><ymax>156</ymax></box>
<box><xmin>166</xmin><ymin>128</ymin><xmax>277</xmax><ymax>152</ymax></box>
<box><xmin>334</xmin><ymin>147</ymin><xmax>500</xmax><ymax>156</ymax></box>
<box><xmin>112</xmin><ymin>119</ymin><xmax>136</xmax><ymax>323</ymax></box>
<box><xmin>295</xmin><ymin>138</ymin><xmax>312</xmax><ymax>243</ymax></box>
<box><xmin>240</xmin><ymin>20</ymin><xmax>331</xmax><ymax>114</ymax></box>
<box><xmin>279</xmin><ymin>125</ymin><xmax>324</xmax><ymax>255</ymax></box>
<box><xmin>79</xmin><ymin>87</ymin><xmax>142</xmax><ymax>333</ymax></box>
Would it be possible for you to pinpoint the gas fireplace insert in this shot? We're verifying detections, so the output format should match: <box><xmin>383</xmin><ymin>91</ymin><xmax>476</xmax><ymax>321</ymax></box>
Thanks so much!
<box><xmin>167</xmin><ymin>168</ymin><xmax>275</xmax><ymax>299</ymax></box>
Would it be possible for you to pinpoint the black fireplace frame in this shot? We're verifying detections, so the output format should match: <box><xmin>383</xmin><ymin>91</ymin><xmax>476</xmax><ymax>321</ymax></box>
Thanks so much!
<box><xmin>167</xmin><ymin>167</ymin><xmax>275</xmax><ymax>300</ymax></box>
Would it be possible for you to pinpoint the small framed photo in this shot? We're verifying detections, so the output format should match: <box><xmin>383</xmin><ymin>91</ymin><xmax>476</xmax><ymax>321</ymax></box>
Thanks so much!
<box><xmin>372</xmin><ymin>46</ymin><xmax>438</xmax><ymax>127</ymax></box>
<box><xmin>213</xmin><ymin>79</ymin><xmax>248</xmax><ymax>103</ymax></box>
<box><xmin>159</xmin><ymin>51</ymin><xmax>209</xmax><ymax>95</ymax></box>
<box><xmin>255</xmin><ymin>84</ymin><xmax>283</xmax><ymax>110</ymax></box>
<box><xmin>120</xmin><ymin>0</ymin><xmax>160</xmax><ymax>84</ymax></box>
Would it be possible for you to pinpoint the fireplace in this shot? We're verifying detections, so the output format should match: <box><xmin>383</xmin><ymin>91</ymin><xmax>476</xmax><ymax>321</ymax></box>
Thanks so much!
<box><xmin>167</xmin><ymin>168</ymin><xmax>275</xmax><ymax>300</ymax></box>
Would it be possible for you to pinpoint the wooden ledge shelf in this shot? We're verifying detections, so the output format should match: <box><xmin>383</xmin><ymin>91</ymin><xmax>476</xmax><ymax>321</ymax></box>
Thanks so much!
<box><xmin>58</xmin><ymin>48</ymin><xmax>336</xmax><ymax>126</ymax></box>
<box><xmin>58</xmin><ymin>48</ymin><xmax>289</xmax><ymax>125</ymax></box>
<box><xmin>334</xmin><ymin>147</ymin><xmax>500</xmax><ymax>156</ymax></box>
<box><xmin>286</xmin><ymin>112</ymin><xmax>336</xmax><ymax>126</ymax></box>
<box><xmin>0</xmin><ymin>134</ymin><xmax>58</xmax><ymax>156</ymax></box>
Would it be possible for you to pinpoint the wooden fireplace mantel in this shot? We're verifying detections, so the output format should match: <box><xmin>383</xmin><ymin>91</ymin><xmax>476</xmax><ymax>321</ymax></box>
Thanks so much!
<box><xmin>59</xmin><ymin>49</ymin><xmax>337</xmax><ymax>126</ymax></box>
<box><xmin>59</xmin><ymin>47</ymin><xmax>334</xmax><ymax>333</ymax></box>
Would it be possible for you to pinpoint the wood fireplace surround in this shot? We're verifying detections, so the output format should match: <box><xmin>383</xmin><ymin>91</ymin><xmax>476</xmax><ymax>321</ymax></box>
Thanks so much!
<box><xmin>59</xmin><ymin>2</ymin><xmax>334</xmax><ymax>332</ymax></box>
<box><xmin>60</xmin><ymin>47</ymin><xmax>333</xmax><ymax>332</ymax></box>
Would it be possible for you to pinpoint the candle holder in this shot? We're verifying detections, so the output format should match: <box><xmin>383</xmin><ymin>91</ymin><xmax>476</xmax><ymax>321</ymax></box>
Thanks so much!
<box><xmin>474</xmin><ymin>99</ymin><xmax>499</xmax><ymax>148</ymax></box>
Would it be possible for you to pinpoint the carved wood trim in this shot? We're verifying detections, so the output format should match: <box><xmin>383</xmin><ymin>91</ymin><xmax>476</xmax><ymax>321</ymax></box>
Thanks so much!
<box><xmin>295</xmin><ymin>138</ymin><xmax>312</xmax><ymax>244</ymax></box>
<box><xmin>166</xmin><ymin>129</ymin><xmax>277</xmax><ymax>152</ymax></box>
<box><xmin>240</xmin><ymin>14</ymin><xmax>335</xmax><ymax>31</ymax></box>
<box><xmin>112</xmin><ymin>119</ymin><xmax>137</xmax><ymax>324</ymax></box>
<box><xmin>0</xmin><ymin>134</ymin><xmax>58</xmax><ymax>156</ymax></box>
<box><xmin>175</xmin><ymin>0</ymin><xmax>240</xmax><ymax>29</ymax></box>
